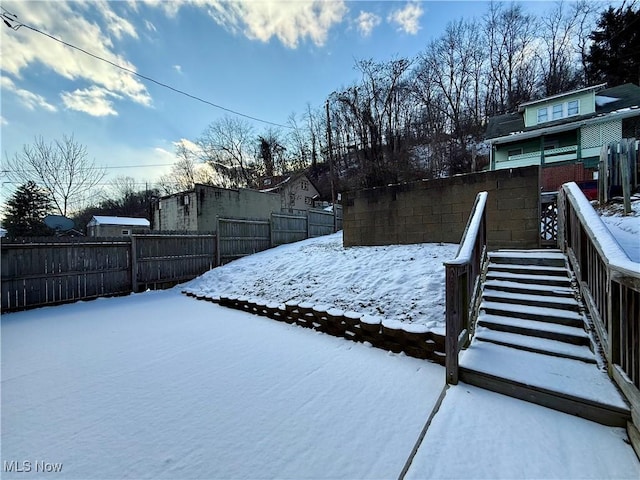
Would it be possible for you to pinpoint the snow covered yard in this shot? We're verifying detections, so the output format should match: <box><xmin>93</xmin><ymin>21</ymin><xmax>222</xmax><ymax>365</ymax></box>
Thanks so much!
<box><xmin>184</xmin><ymin>232</ymin><xmax>458</xmax><ymax>331</ymax></box>
<box><xmin>1</xmin><ymin>290</ymin><xmax>444</xmax><ymax>479</ymax></box>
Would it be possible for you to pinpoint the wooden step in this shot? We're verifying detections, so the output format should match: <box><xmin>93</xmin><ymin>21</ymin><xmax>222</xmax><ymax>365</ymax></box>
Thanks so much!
<box><xmin>480</xmin><ymin>301</ymin><xmax>585</xmax><ymax>328</ymax></box>
<box><xmin>482</xmin><ymin>289</ymin><xmax>580</xmax><ymax>312</ymax></box>
<box><xmin>488</xmin><ymin>250</ymin><xmax>567</xmax><ymax>268</ymax></box>
<box><xmin>483</xmin><ymin>279</ymin><xmax>575</xmax><ymax>297</ymax></box>
<box><xmin>474</xmin><ymin>326</ymin><xmax>595</xmax><ymax>363</ymax></box>
<box><xmin>487</xmin><ymin>263</ymin><xmax>570</xmax><ymax>277</ymax></box>
<box><xmin>486</xmin><ymin>271</ymin><xmax>573</xmax><ymax>287</ymax></box>
<box><xmin>477</xmin><ymin>314</ymin><xmax>590</xmax><ymax>345</ymax></box>
<box><xmin>459</xmin><ymin>342</ymin><xmax>630</xmax><ymax>427</ymax></box>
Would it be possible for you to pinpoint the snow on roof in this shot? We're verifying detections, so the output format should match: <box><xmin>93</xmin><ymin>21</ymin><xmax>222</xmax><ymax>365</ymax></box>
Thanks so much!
<box><xmin>88</xmin><ymin>216</ymin><xmax>150</xmax><ymax>227</ymax></box>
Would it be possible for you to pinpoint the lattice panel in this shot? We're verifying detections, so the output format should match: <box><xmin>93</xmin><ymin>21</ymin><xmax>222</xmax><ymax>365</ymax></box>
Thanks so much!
<box><xmin>581</xmin><ymin>124</ymin><xmax>601</xmax><ymax>148</ymax></box>
<box><xmin>581</xmin><ymin>120</ymin><xmax>622</xmax><ymax>148</ymax></box>
<box><xmin>540</xmin><ymin>196</ymin><xmax>558</xmax><ymax>245</ymax></box>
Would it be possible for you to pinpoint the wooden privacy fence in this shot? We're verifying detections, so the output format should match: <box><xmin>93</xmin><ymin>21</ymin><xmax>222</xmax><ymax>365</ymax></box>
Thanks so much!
<box><xmin>444</xmin><ymin>191</ymin><xmax>488</xmax><ymax>385</ymax></box>
<box><xmin>217</xmin><ymin>208</ymin><xmax>342</xmax><ymax>264</ymax></box>
<box><xmin>558</xmin><ymin>182</ymin><xmax>640</xmax><ymax>437</ymax></box>
<box><xmin>1</xmin><ymin>234</ymin><xmax>216</xmax><ymax>312</ymax></box>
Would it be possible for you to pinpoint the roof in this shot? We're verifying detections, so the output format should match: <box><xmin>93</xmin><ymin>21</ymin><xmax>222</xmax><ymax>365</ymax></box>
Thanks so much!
<box><xmin>486</xmin><ymin>84</ymin><xmax>640</xmax><ymax>142</ymax></box>
<box><xmin>88</xmin><ymin>216</ymin><xmax>150</xmax><ymax>227</ymax></box>
<box><xmin>518</xmin><ymin>83</ymin><xmax>606</xmax><ymax>108</ymax></box>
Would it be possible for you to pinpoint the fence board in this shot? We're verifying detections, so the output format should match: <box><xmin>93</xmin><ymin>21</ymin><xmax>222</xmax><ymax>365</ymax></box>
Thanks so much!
<box><xmin>308</xmin><ymin>209</ymin><xmax>335</xmax><ymax>237</ymax></box>
<box><xmin>217</xmin><ymin>218</ymin><xmax>270</xmax><ymax>264</ymax></box>
<box><xmin>271</xmin><ymin>213</ymin><xmax>307</xmax><ymax>246</ymax></box>
<box><xmin>1</xmin><ymin>239</ymin><xmax>131</xmax><ymax>311</ymax></box>
<box><xmin>133</xmin><ymin>234</ymin><xmax>216</xmax><ymax>290</ymax></box>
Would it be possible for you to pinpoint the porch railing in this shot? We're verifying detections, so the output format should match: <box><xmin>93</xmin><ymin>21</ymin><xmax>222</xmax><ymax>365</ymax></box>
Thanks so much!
<box><xmin>558</xmin><ymin>182</ymin><xmax>640</xmax><ymax>432</ymax></box>
<box><xmin>445</xmin><ymin>191</ymin><xmax>488</xmax><ymax>385</ymax></box>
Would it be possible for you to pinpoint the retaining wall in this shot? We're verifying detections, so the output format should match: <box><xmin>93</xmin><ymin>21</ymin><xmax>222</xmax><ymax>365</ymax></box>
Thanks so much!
<box><xmin>343</xmin><ymin>166</ymin><xmax>540</xmax><ymax>250</ymax></box>
<box><xmin>183</xmin><ymin>291</ymin><xmax>446</xmax><ymax>365</ymax></box>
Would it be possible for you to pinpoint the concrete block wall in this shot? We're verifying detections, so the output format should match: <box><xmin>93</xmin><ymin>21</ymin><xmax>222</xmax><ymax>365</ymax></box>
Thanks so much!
<box><xmin>343</xmin><ymin>166</ymin><xmax>540</xmax><ymax>250</ymax></box>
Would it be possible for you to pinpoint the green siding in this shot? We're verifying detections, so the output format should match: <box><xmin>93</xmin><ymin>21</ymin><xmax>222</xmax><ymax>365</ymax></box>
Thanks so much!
<box><xmin>524</xmin><ymin>91</ymin><xmax>596</xmax><ymax>127</ymax></box>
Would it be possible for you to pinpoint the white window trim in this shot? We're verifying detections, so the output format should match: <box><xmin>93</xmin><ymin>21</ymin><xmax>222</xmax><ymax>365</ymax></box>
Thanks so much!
<box><xmin>536</xmin><ymin>100</ymin><xmax>580</xmax><ymax>124</ymax></box>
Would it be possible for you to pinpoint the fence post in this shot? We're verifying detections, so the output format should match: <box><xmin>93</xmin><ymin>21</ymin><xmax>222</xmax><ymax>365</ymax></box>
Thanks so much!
<box><xmin>131</xmin><ymin>235</ymin><xmax>138</xmax><ymax>293</ymax></box>
<box><xmin>621</xmin><ymin>139</ymin><xmax>632</xmax><ymax>215</ymax></box>
<box><xmin>216</xmin><ymin>216</ymin><xmax>221</xmax><ymax>266</ymax></box>
<box><xmin>270</xmin><ymin>213</ymin><xmax>275</xmax><ymax>248</ymax></box>
<box><xmin>306</xmin><ymin>210</ymin><xmax>311</xmax><ymax>239</ymax></box>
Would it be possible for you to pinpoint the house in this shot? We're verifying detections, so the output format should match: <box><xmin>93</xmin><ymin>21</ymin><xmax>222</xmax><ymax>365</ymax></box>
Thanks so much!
<box><xmin>485</xmin><ymin>83</ymin><xmax>640</xmax><ymax>191</ymax></box>
<box><xmin>259</xmin><ymin>172</ymin><xmax>323</xmax><ymax>213</ymax></box>
<box><xmin>87</xmin><ymin>216</ymin><xmax>150</xmax><ymax>237</ymax></box>
<box><xmin>152</xmin><ymin>184</ymin><xmax>281</xmax><ymax>232</ymax></box>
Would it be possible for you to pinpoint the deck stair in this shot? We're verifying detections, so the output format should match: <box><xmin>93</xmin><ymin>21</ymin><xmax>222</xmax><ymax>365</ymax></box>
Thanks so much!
<box><xmin>459</xmin><ymin>249</ymin><xmax>631</xmax><ymax>427</ymax></box>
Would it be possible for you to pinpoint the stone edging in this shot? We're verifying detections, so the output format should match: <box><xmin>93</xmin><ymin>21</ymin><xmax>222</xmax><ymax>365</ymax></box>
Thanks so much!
<box><xmin>183</xmin><ymin>291</ymin><xmax>445</xmax><ymax>365</ymax></box>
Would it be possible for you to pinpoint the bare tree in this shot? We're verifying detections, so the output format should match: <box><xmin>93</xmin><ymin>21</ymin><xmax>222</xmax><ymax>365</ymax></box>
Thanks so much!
<box><xmin>483</xmin><ymin>2</ymin><xmax>539</xmax><ymax>115</ymax></box>
<box><xmin>157</xmin><ymin>142</ymin><xmax>216</xmax><ymax>194</ymax></box>
<box><xmin>6</xmin><ymin>134</ymin><xmax>106</xmax><ymax>216</ymax></box>
<box><xmin>537</xmin><ymin>1</ymin><xmax>595</xmax><ymax>96</ymax></box>
<box><xmin>196</xmin><ymin>116</ymin><xmax>259</xmax><ymax>188</ymax></box>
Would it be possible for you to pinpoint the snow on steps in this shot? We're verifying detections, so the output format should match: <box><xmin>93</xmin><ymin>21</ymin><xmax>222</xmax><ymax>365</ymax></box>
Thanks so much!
<box><xmin>461</xmin><ymin>249</ymin><xmax>630</xmax><ymax>427</ymax></box>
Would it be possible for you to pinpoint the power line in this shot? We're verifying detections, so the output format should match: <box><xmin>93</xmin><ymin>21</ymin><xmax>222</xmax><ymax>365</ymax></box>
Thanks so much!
<box><xmin>0</xmin><ymin>7</ymin><xmax>292</xmax><ymax>129</ymax></box>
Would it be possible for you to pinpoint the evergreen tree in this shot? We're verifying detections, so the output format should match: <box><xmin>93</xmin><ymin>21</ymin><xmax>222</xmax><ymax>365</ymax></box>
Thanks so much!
<box><xmin>586</xmin><ymin>5</ymin><xmax>640</xmax><ymax>86</ymax></box>
<box><xmin>3</xmin><ymin>181</ymin><xmax>53</xmax><ymax>237</ymax></box>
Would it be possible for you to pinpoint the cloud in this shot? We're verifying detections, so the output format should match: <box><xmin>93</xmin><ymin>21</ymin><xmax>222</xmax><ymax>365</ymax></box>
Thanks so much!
<box><xmin>388</xmin><ymin>2</ymin><xmax>423</xmax><ymax>35</ymax></box>
<box><xmin>0</xmin><ymin>116</ymin><xmax>8</xmax><ymax>126</ymax></box>
<box><xmin>0</xmin><ymin>1</ymin><xmax>151</xmax><ymax>115</ymax></box>
<box><xmin>60</xmin><ymin>86</ymin><xmax>120</xmax><ymax>116</ymax></box>
<box><xmin>143</xmin><ymin>0</ymin><xmax>348</xmax><ymax>48</ymax></box>
<box><xmin>144</xmin><ymin>20</ymin><xmax>157</xmax><ymax>32</ymax></box>
<box><xmin>173</xmin><ymin>65</ymin><xmax>183</xmax><ymax>74</ymax></box>
<box><xmin>356</xmin><ymin>11</ymin><xmax>382</xmax><ymax>37</ymax></box>
<box><xmin>1</xmin><ymin>76</ymin><xmax>57</xmax><ymax>112</ymax></box>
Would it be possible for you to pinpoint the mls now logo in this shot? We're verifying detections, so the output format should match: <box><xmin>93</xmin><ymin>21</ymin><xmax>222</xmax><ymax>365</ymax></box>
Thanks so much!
<box><xmin>4</xmin><ymin>460</ymin><xmax>63</xmax><ymax>473</ymax></box>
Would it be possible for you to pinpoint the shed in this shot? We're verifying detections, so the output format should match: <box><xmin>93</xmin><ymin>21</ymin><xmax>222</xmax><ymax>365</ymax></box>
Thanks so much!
<box><xmin>87</xmin><ymin>216</ymin><xmax>150</xmax><ymax>237</ymax></box>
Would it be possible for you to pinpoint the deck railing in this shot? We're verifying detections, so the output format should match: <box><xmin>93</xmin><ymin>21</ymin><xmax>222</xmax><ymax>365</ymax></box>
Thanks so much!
<box><xmin>445</xmin><ymin>191</ymin><xmax>488</xmax><ymax>385</ymax></box>
<box><xmin>558</xmin><ymin>182</ymin><xmax>640</xmax><ymax>435</ymax></box>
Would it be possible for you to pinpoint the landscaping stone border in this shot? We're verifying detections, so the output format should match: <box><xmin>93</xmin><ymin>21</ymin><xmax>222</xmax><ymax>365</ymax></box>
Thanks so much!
<box><xmin>183</xmin><ymin>291</ymin><xmax>445</xmax><ymax>365</ymax></box>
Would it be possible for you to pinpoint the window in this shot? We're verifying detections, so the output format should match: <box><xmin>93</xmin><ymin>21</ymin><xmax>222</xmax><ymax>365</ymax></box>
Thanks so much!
<box><xmin>537</xmin><ymin>108</ymin><xmax>548</xmax><ymax>123</ymax></box>
<box><xmin>304</xmin><ymin>196</ymin><xmax>313</xmax><ymax>205</ymax></box>
<box><xmin>300</xmin><ymin>180</ymin><xmax>309</xmax><ymax>190</ymax></box>
<box><xmin>537</xmin><ymin>99</ymin><xmax>580</xmax><ymax>124</ymax></box>
<box><xmin>567</xmin><ymin>100</ymin><xmax>579</xmax><ymax>116</ymax></box>
<box><xmin>544</xmin><ymin>140</ymin><xmax>559</xmax><ymax>151</ymax></box>
<box><xmin>121</xmin><ymin>229</ymin><xmax>131</xmax><ymax>236</ymax></box>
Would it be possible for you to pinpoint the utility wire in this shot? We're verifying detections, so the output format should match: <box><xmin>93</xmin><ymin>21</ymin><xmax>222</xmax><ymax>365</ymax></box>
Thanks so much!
<box><xmin>0</xmin><ymin>7</ymin><xmax>292</xmax><ymax>129</ymax></box>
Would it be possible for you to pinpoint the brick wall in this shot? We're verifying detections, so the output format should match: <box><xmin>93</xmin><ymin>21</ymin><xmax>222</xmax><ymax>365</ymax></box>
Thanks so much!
<box><xmin>541</xmin><ymin>163</ymin><xmax>595</xmax><ymax>192</ymax></box>
<box><xmin>343</xmin><ymin>166</ymin><xmax>540</xmax><ymax>250</ymax></box>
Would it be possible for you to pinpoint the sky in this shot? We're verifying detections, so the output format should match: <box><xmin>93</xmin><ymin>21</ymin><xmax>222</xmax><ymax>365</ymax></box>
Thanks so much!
<box><xmin>0</xmin><ymin>0</ymin><xmax>611</xmax><ymax>210</ymax></box>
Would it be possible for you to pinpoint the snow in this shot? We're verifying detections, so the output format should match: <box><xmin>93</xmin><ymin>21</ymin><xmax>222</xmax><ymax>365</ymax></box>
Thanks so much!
<box><xmin>184</xmin><ymin>232</ymin><xmax>458</xmax><ymax>330</ymax></box>
<box><xmin>460</xmin><ymin>341</ymin><xmax>628</xmax><ymax>409</ymax></box>
<box><xmin>597</xmin><ymin>195</ymin><xmax>640</xmax><ymax>262</ymax></box>
<box><xmin>449</xmin><ymin>191</ymin><xmax>487</xmax><ymax>264</ymax></box>
<box><xmin>3</xmin><ymin>291</ymin><xmax>638</xmax><ymax>479</ymax></box>
<box><xmin>1</xmin><ymin>290</ymin><xmax>445</xmax><ymax>479</ymax></box>
<box><xmin>87</xmin><ymin>215</ymin><xmax>150</xmax><ymax>226</ymax></box>
<box><xmin>566</xmin><ymin>183</ymin><xmax>638</xmax><ymax>274</ymax></box>
<box><xmin>406</xmin><ymin>384</ymin><xmax>639</xmax><ymax>479</ymax></box>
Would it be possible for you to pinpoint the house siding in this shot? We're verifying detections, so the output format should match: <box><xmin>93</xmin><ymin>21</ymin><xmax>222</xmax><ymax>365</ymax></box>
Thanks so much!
<box><xmin>524</xmin><ymin>91</ymin><xmax>595</xmax><ymax>127</ymax></box>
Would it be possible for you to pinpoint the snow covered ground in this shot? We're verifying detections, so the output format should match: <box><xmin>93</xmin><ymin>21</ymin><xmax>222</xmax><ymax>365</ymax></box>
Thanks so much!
<box><xmin>1</xmin><ymin>290</ymin><xmax>444</xmax><ymax>479</ymax></box>
<box><xmin>184</xmin><ymin>232</ymin><xmax>457</xmax><ymax>331</ymax></box>
<box><xmin>598</xmin><ymin>195</ymin><xmax>640</xmax><ymax>262</ymax></box>
<box><xmin>2</xmin><ymin>290</ymin><xmax>639</xmax><ymax>479</ymax></box>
